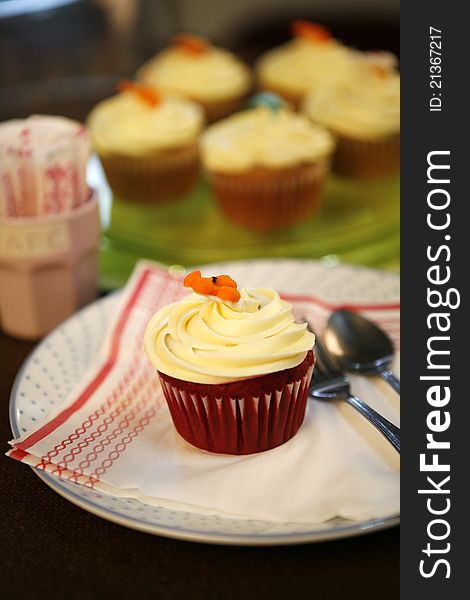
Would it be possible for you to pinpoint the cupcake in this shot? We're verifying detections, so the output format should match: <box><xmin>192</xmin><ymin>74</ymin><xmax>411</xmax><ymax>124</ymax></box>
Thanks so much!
<box><xmin>144</xmin><ymin>270</ymin><xmax>315</xmax><ymax>454</ymax></box>
<box><xmin>137</xmin><ymin>34</ymin><xmax>252</xmax><ymax>122</ymax></box>
<box><xmin>256</xmin><ymin>20</ymin><xmax>357</xmax><ymax>110</ymax></box>
<box><xmin>87</xmin><ymin>81</ymin><xmax>204</xmax><ymax>203</ymax></box>
<box><xmin>200</xmin><ymin>99</ymin><xmax>335</xmax><ymax>230</ymax></box>
<box><xmin>303</xmin><ymin>52</ymin><xmax>400</xmax><ymax>179</ymax></box>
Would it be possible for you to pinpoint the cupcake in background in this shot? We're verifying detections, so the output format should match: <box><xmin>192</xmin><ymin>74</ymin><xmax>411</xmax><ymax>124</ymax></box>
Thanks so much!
<box><xmin>87</xmin><ymin>81</ymin><xmax>204</xmax><ymax>203</ymax></box>
<box><xmin>144</xmin><ymin>270</ymin><xmax>315</xmax><ymax>455</ymax></box>
<box><xmin>200</xmin><ymin>94</ymin><xmax>335</xmax><ymax>231</ymax></box>
<box><xmin>137</xmin><ymin>34</ymin><xmax>252</xmax><ymax>122</ymax></box>
<box><xmin>303</xmin><ymin>51</ymin><xmax>400</xmax><ymax>180</ymax></box>
<box><xmin>255</xmin><ymin>20</ymin><xmax>357</xmax><ymax>110</ymax></box>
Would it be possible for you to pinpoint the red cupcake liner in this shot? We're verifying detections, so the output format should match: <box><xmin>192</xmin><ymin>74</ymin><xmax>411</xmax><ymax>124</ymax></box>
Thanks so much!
<box><xmin>333</xmin><ymin>134</ymin><xmax>400</xmax><ymax>180</ymax></box>
<box><xmin>208</xmin><ymin>160</ymin><xmax>330</xmax><ymax>231</ymax></box>
<box><xmin>157</xmin><ymin>351</ymin><xmax>314</xmax><ymax>455</ymax></box>
<box><xmin>99</xmin><ymin>145</ymin><xmax>200</xmax><ymax>204</ymax></box>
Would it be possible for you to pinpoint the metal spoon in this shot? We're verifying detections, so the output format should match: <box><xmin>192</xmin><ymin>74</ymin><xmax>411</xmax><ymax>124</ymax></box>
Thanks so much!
<box><xmin>325</xmin><ymin>309</ymin><xmax>400</xmax><ymax>394</ymax></box>
<box><xmin>309</xmin><ymin>326</ymin><xmax>400</xmax><ymax>452</ymax></box>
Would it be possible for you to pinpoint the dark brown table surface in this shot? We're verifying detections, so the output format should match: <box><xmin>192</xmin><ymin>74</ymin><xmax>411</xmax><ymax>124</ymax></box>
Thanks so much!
<box><xmin>0</xmin><ymin>330</ymin><xmax>399</xmax><ymax>600</ymax></box>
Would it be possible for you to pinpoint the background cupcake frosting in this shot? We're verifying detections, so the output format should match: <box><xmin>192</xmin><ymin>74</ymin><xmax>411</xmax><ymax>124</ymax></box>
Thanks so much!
<box><xmin>201</xmin><ymin>106</ymin><xmax>335</xmax><ymax>172</ymax></box>
<box><xmin>256</xmin><ymin>37</ymin><xmax>357</xmax><ymax>98</ymax></box>
<box><xmin>303</xmin><ymin>58</ymin><xmax>400</xmax><ymax>140</ymax></box>
<box><xmin>87</xmin><ymin>91</ymin><xmax>204</xmax><ymax>156</ymax></box>
<box><xmin>139</xmin><ymin>45</ymin><xmax>251</xmax><ymax>103</ymax></box>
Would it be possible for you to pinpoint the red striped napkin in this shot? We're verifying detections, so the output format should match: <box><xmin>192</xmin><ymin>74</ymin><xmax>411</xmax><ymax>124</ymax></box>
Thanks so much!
<box><xmin>8</xmin><ymin>261</ymin><xmax>400</xmax><ymax>523</ymax></box>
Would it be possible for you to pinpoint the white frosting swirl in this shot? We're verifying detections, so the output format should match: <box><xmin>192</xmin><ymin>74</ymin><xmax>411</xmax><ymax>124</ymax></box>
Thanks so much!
<box><xmin>200</xmin><ymin>106</ymin><xmax>334</xmax><ymax>173</ymax></box>
<box><xmin>138</xmin><ymin>47</ymin><xmax>251</xmax><ymax>102</ymax></box>
<box><xmin>303</xmin><ymin>59</ymin><xmax>400</xmax><ymax>140</ymax></box>
<box><xmin>87</xmin><ymin>92</ymin><xmax>204</xmax><ymax>156</ymax></box>
<box><xmin>144</xmin><ymin>287</ymin><xmax>314</xmax><ymax>384</ymax></box>
<box><xmin>256</xmin><ymin>38</ymin><xmax>357</xmax><ymax>95</ymax></box>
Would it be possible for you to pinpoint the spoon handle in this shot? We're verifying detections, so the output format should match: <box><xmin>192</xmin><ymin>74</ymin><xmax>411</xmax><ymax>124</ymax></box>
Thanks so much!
<box><xmin>346</xmin><ymin>395</ymin><xmax>400</xmax><ymax>452</ymax></box>
<box><xmin>377</xmin><ymin>368</ymin><xmax>401</xmax><ymax>394</ymax></box>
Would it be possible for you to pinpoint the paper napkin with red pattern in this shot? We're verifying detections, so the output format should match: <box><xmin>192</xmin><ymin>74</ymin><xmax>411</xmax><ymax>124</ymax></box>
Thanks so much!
<box><xmin>8</xmin><ymin>261</ymin><xmax>400</xmax><ymax>524</ymax></box>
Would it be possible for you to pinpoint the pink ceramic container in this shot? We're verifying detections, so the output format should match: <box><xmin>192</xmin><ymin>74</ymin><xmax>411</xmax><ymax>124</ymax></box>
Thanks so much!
<box><xmin>0</xmin><ymin>189</ymin><xmax>100</xmax><ymax>339</ymax></box>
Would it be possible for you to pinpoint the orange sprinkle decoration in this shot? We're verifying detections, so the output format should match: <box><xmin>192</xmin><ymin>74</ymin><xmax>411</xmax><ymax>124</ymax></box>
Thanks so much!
<box><xmin>117</xmin><ymin>80</ymin><xmax>161</xmax><ymax>106</ymax></box>
<box><xmin>216</xmin><ymin>287</ymin><xmax>241</xmax><ymax>302</ymax></box>
<box><xmin>183</xmin><ymin>270</ymin><xmax>202</xmax><ymax>288</ymax></box>
<box><xmin>290</xmin><ymin>20</ymin><xmax>331</xmax><ymax>43</ymax></box>
<box><xmin>183</xmin><ymin>271</ymin><xmax>241</xmax><ymax>302</ymax></box>
<box><xmin>214</xmin><ymin>275</ymin><xmax>237</xmax><ymax>289</ymax></box>
<box><xmin>172</xmin><ymin>33</ymin><xmax>209</xmax><ymax>56</ymax></box>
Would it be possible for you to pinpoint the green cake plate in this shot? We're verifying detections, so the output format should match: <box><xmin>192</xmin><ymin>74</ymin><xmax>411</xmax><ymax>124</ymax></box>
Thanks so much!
<box><xmin>87</xmin><ymin>156</ymin><xmax>399</xmax><ymax>290</ymax></box>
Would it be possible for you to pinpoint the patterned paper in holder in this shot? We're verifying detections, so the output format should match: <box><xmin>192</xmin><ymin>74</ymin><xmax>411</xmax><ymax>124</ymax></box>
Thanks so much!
<box><xmin>0</xmin><ymin>189</ymin><xmax>100</xmax><ymax>339</ymax></box>
<box><xmin>0</xmin><ymin>115</ymin><xmax>90</xmax><ymax>217</ymax></box>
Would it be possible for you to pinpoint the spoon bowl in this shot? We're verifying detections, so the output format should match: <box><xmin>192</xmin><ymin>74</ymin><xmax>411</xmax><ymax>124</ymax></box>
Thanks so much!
<box><xmin>325</xmin><ymin>309</ymin><xmax>400</xmax><ymax>394</ymax></box>
<box><xmin>306</xmin><ymin>318</ymin><xmax>400</xmax><ymax>452</ymax></box>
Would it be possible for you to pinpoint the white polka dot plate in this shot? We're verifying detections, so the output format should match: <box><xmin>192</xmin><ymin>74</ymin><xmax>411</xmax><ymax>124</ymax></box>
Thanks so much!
<box><xmin>10</xmin><ymin>259</ymin><xmax>400</xmax><ymax>545</ymax></box>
